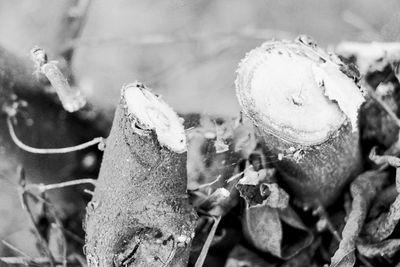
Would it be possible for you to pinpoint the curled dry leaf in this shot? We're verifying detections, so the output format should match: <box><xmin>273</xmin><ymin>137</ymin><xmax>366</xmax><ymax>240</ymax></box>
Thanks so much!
<box><xmin>368</xmin><ymin>185</ymin><xmax>397</xmax><ymax>219</ymax></box>
<box><xmin>330</xmin><ymin>170</ymin><xmax>389</xmax><ymax>267</ymax></box>
<box><xmin>365</xmin><ymin>148</ymin><xmax>400</xmax><ymax>242</ymax></box>
<box><xmin>242</xmin><ymin>203</ymin><xmax>313</xmax><ymax>259</ymax></box>
<box><xmin>236</xmin><ymin>165</ymin><xmax>289</xmax><ymax>209</ymax></box>
<box><xmin>243</xmin><ymin>203</ymin><xmax>282</xmax><ymax>257</ymax></box>
<box><xmin>357</xmin><ymin>239</ymin><xmax>400</xmax><ymax>258</ymax></box>
<box><xmin>365</xmin><ymin>197</ymin><xmax>400</xmax><ymax>242</ymax></box>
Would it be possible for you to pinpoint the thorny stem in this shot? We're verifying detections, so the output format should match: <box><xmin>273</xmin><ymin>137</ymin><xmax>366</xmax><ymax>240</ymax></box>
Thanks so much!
<box><xmin>26</xmin><ymin>178</ymin><xmax>96</xmax><ymax>193</ymax></box>
<box><xmin>1</xmin><ymin>240</ymin><xmax>30</xmax><ymax>258</ymax></box>
<box><xmin>7</xmin><ymin>116</ymin><xmax>105</xmax><ymax>154</ymax></box>
<box><xmin>226</xmin><ymin>171</ymin><xmax>245</xmax><ymax>183</ymax></box>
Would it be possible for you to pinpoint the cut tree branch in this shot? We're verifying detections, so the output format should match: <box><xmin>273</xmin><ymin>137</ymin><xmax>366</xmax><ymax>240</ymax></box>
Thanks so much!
<box><xmin>84</xmin><ymin>82</ymin><xmax>196</xmax><ymax>267</ymax></box>
<box><xmin>235</xmin><ymin>36</ymin><xmax>364</xmax><ymax>206</ymax></box>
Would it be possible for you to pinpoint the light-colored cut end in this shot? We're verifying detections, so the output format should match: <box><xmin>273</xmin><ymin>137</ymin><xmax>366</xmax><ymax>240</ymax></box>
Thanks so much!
<box><xmin>236</xmin><ymin>39</ymin><xmax>364</xmax><ymax>145</ymax></box>
<box><xmin>123</xmin><ymin>82</ymin><xmax>187</xmax><ymax>153</ymax></box>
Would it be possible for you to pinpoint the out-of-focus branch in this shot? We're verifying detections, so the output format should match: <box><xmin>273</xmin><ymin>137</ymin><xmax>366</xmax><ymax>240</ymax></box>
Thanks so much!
<box><xmin>56</xmin><ymin>0</ymin><xmax>92</xmax><ymax>66</ymax></box>
<box><xmin>62</xmin><ymin>27</ymin><xmax>293</xmax><ymax>49</ymax></box>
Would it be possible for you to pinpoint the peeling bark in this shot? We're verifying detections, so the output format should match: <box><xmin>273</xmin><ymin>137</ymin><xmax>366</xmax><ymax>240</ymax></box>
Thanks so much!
<box><xmin>84</xmin><ymin>83</ymin><xmax>196</xmax><ymax>267</ymax></box>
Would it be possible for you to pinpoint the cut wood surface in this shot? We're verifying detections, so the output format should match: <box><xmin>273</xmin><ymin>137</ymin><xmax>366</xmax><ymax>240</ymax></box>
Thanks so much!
<box><xmin>235</xmin><ymin>37</ymin><xmax>365</xmax><ymax>206</ymax></box>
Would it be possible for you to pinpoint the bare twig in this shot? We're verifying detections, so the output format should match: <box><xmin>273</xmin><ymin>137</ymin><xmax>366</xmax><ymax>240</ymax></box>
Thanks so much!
<box><xmin>365</xmin><ymin>149</ymin><xmax>400</xmax><ymax>241</ymax></box>
<box><xmin>18</xmin><ymin>169</ymin><xmax>55</xmax><ymax>267</ymax></box>
<box><xmin>365</xmin><ymin>83</ymin><xmax>400</xmax><ymax>128</ymax></box>
<box><xmin>56</xmin><ymin>0</ymin><xmax>93</xmax><ymax>65</ymax></box>
<box><xmin>7</xmin><ymin>116</ymin><xmax>105</xmax><ymax>154</ymax></box>
<box><xmin>194</xmin><ymin>216</ymin><xmax>222</xmax><ymax>267</ymax></box>
<box><xmin>26</xmin><ymin>178</ymin><xmax>96</xmax><ymax>193</ymax></box>
<box><xmin>1</xmin><ymin>240</ymin><xmax>30</xmax><ymax>258</ymax></box>
<box><xmin>1</xmin><ymin>256</ymin><xmax>82</xmax><ymax>266</ymax></box>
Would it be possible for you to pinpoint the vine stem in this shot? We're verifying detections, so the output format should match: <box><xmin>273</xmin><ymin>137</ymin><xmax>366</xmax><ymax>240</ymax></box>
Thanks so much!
<box><xmin>7</xmin><ymin>116</ymin><xmax>105</xmax><ymax>154</ymax></box>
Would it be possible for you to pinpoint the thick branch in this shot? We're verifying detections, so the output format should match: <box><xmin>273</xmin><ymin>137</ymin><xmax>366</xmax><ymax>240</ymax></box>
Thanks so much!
<box><xmin>84</xmin><ymin>82</ymin><xmax>196</xmax><ymax>267</ymax></box>
<box><xmin>235</xmin><ymin>37</ymin><xmax>364</xmax><ymax>206</ymax></box>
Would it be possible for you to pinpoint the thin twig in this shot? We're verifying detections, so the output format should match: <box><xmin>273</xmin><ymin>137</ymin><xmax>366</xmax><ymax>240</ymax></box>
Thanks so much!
<box><xmin>26</xmin><ymin>178</ymin><xmax>96</xmax><ymax>193</ymax></box>
<box><xmin>2</xmin><ymin>240</ymin><xmax>30</xmax><ymax>258</ymax></box>
<box><xmin>365</xmin><ymin>83</ymin><xmax>400</xmax><ymax>128</ymax></box>
<box><xmin>20</xmin><ymin>191</ymin><xmax>56</xmax><ymax>267</ymax></box>
<box><xmin>194</xmin><ymin>216</ymin><xmax>222</xmax><ymax>267</ymax></box>
<box><xmin>7</xmin><ymin>116</ymin><xmax>105</xmax><ymax>154</ymax></box>
<box><xmin>1</xmin><ymin>256</ymin><xmax>82</xmax><ymax>266</ymax></box>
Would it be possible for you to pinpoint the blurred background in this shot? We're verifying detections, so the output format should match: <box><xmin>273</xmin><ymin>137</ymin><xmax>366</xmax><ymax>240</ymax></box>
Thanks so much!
<box><xmin>1</xmin><ymin>0</ymin><xmax>400</xmax><ymax>116</ymax></box>
<box><xmin>0</xmin><ymin>0</ymin><xmax>400</xmax><ymax>261</ymax></box>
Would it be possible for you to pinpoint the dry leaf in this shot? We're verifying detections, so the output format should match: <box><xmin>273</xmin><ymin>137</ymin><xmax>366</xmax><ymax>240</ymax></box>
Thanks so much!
<box><xmin>243</xmin><ymin>203</ymin><xmax>282</xmax><ymax>257</ymax></box>
<box><xmin>330</xmin><ymin>170</ymin><xmax>388</xmax><ymax>267</ymax></box>
<box><xmin>242</xmin><ymin>202</ymin><xmax>313</xmax><ymax>259</ymax></box>
<box><xmin>357</xmin><ymin>239</ymin><xmax>400</xmax><ymax>258</ymax></box>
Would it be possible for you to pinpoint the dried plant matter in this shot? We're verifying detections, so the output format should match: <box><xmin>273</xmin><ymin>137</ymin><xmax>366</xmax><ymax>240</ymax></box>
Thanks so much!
<box><xmin>84</xmin><ymin>83</ymin><xmax>196</xmax><ymax>267</ymax></box>
<box><xmin>330</xmin><ymin>170</ymin><xmax>389</xmax><ymax>267</ymax></box>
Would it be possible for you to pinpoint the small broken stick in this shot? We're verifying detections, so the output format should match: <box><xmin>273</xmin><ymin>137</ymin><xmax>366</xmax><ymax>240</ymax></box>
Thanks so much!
<box><xmin>31</xmin><ymin>46</ymin><xmax>86</xmax><ymax>112</ymax></box>
<box><xmin>364</xmin><ymin>149</ymin><xmax>400</xmax><ymax>242</ymax></box>
<box><xmin>329</xmin><ymin>170</ymin><xmax>389</xmax><ymax>267</ymax></box>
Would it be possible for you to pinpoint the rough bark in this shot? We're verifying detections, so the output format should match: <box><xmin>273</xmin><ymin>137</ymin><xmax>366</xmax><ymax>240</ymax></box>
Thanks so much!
<box><xmin>235</xmin><ymin>37</ymin><xmax>364</xmax><ymax>206</ymax></box>
<box><xmin>84</xmin><ymin>83</ymin><xmax>196</xmax><ymax>267</ymax></box>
